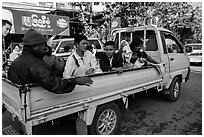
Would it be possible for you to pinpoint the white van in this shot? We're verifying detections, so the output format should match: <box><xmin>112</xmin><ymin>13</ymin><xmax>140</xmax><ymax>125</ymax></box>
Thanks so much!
<box><xmin>49</xmin><ymin>38</ymin><xmax>104</xmax><ymax>60</ymax></box>
<box><xmin>185</xmin><ymin>43</ymin><xmax>202</xmax><ymax>64</ymax></box>
<box><xmin>185</xmin><ymin>43</ymin><xmax>202</xmax><ymax>55</ymax></box>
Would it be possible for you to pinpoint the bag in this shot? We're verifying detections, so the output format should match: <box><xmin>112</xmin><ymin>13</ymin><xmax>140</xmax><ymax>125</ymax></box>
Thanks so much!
<box><xmin>44</xmin><ymin>55</ymin><xmax>65</xmax><ymax>73</ymax></box>
<box><xmin>54</xmin><ymin>56</ymin><xmax>65</xmax><ymax>72</ymax></box>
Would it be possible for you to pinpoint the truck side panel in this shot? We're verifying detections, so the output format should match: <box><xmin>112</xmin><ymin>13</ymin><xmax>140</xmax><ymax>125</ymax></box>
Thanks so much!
<box><xmin>29</xmin><ymin>67</ymin><xmax>162</xmax><ymax>113</ymax></box>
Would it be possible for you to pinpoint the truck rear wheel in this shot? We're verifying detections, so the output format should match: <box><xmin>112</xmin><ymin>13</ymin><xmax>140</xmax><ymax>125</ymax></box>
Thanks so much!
<box><xmin>88</xmin><ymin>102</ymin><xmax>120</xmax><ymax>135</ymax></box>
<box><xmin>166</xmin><ymin>77</ymin><xmax>181</xmax><ymax>102</ymax></box>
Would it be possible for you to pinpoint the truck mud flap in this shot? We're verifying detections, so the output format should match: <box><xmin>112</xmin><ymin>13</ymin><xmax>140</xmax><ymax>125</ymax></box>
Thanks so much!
<box><xmin>185</xmin><ymin>67</ymin><xmax>191</xmax><ymax>82</ymax></box>
<box><xmin>76</xmin><ymin>118</ymin><xmax>87</xmax><ymax>135</ymax></box>
<box><xmin>2</xmin><ymin>125</ymin><xmax>20</xmax><ymax>135</ymax></box>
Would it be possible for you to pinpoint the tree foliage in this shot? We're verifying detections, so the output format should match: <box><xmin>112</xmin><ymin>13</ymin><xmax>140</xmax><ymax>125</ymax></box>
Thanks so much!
<box><xmin>68</xmin><ymin>2</ymin><xmax>202</xmax><ymax>43</ymax></box>
<box><xmin>105</xmin><ymin>2</ymin><xmax>202</xmax><ymax>43</ymax></box>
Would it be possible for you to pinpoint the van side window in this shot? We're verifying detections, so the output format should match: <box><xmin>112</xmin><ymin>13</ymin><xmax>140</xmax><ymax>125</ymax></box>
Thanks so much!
<box><xmin>132</xmin><ymin>30</ymin><xmax>158</xmax><ymax>51</ymax></box>
<box><xmin>146</xmin><ymin>30</ymin><xmax>158</xmax><ymax>51</ymax></box>
<box><xmin>160</xmin><ymin>31</ymin><xmax>184</xmax><ymax>54</ymax></box>
<box><xmin>160</xmin><ymin>32</ymin><xmax>168</xmax><ymax>54</ymax></box>
<box><xmin>132</xmin><ymin>30</ymin><xmax>144</xmax><ymax>43</ymax></box>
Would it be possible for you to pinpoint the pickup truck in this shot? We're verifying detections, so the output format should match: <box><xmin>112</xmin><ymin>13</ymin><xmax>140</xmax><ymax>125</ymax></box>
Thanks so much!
<box><xmin>2</xmin><ymin>25</ymin><xmax>190</xmax><ymax>135</ymax></box>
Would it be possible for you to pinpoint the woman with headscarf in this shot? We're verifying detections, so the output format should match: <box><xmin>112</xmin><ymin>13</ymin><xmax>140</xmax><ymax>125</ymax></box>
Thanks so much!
<box><xmin>120</xmin><ymin>40</ymin><xmax>132</xmax><ymax>63</ymax></box>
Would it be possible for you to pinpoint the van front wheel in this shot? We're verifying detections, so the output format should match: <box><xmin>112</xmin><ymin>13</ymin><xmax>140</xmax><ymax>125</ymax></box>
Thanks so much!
<box><xmin>88</xmin><ymin>102</ymin><xmax>120</xmax><ymax>135</ymax></box>
<box><xmin>166</xmin><ymin>77</ymin><xmax>181</xmax><ymax>102</ymax></box>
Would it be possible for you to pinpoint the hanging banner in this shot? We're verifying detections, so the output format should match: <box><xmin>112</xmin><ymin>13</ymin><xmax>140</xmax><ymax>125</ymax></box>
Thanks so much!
<box><xmin>2</xmin><ymin>8</ymin><xmax>70</xmax><ymax>36</ymax></box>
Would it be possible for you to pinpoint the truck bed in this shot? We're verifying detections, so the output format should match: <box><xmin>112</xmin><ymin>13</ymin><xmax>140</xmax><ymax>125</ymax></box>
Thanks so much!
<box><xmin>2</xmin><ymin>66</ymin><xmax>162</xmax><ymax>126</ymax></box>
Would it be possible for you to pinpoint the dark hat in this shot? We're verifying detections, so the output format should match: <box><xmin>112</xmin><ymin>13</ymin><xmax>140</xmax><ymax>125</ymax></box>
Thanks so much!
<box><xmin>22</xmin><ymin>29</ymin><xmax>46</xmax><ymax>46</ymax></box>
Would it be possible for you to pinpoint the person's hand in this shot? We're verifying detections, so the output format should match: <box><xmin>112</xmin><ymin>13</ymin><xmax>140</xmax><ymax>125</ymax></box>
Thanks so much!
<box><xmin>139</xmin><ymin>58</ymin><xmax>146</xmax><ymax>63</ymax></box>
<box><xmin>123</xmin><ymin>63</ymin><xmax>133</xmax><ymax>69</ymax></box>
<box><xmin>2</xmin><ymin>70</ymin><xmax>7</xmax><ymax>78</ymax></box>
<box><xmin>112</xmin><ymin>67</ymin><xmax>123</xmax><ymax>73</ymax></box>
<box><xmin>75</xmin><ymin>77</ymin><xmax>93</xmax><ymax>86</ymax></box>
<box><xmin>85</xmin><ymin>68</ymin><xmax>94</xmax><ymax>75</ymax></box>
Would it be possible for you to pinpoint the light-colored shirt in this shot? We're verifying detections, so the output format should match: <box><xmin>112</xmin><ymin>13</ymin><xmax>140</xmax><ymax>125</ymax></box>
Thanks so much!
<box><xmin>63</xmin><ymin>50</ymin><xmax>97</xmax><ymax>78</ymax></box>
<box><xmin>109</xmin><ymin>57</ymin><xmax>113</xmax><ymax>67</ymax></box>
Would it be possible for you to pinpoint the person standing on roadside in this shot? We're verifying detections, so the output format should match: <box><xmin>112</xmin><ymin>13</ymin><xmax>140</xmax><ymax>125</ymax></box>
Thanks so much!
<box><xmin>2</xmin><ymin>20</ymin><xmax>12</xmax><ymax>75</ymax></box>
<box><xmin>8</xmin><ymin>29</ymin><xmax>93</xmax><ymax>94</ymax></box>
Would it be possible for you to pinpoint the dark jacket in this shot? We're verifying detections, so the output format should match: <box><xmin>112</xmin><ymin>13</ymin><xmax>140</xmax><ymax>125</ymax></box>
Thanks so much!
<box><xmin>95</xmin><ymin>51</ymin><xmax>123</xmax><ymax>72</ymax></box>
<box><xmin>8</xmin><ymin>47</ymin><xmax>76</xmax><ymax>94</ymax></box>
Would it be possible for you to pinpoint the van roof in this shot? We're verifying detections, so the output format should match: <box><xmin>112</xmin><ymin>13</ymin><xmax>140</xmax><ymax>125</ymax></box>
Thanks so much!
<box><xmin>52</xmin><ymin>37</ymin><xmax>99</xmax><ymax>42</ymax></box>
<box><xmin>186</xmin><ymin>43</ymin><xmax>202</xmax><ymax>46</ymax></box>
<box><xmin>111</xmin><ymin>25</ymin><xmax>172</xmax><ymax>34</ymax></box>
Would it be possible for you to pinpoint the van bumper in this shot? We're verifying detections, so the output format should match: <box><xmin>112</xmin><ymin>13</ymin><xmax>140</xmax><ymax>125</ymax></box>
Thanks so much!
<box><xmin>185</xmin><ymin>67</ymin><xmax>191</xmax><ymax>82</ymax></box>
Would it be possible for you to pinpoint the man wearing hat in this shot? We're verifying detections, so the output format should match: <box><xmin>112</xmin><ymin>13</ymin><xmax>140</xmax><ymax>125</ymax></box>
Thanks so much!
<box><xmin>8</xmin><ymin>29</ymin><xmax>93</xmax><ymax>94</ymax></box>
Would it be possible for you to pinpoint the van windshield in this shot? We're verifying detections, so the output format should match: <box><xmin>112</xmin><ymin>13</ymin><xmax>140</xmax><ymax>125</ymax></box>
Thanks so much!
<box><xmin>50</xmin><ymin>39</ymin><xmax>102</xmax><ymax>54</ymax></box>
<box><xmin>50</xmin><ymin>41</ymin><xmax>60</xmax><ymax>52</ymax></box>
<box><xmin>57</xmin><ymin>41</ymin><xmax>74</xmax><ymax>53</ymax></box>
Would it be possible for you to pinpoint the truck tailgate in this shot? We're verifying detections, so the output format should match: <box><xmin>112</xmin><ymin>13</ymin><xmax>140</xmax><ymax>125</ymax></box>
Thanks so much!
<box><xmin>2</xmin><ymin>80</ymin><xmax>21</xmax><ymax>117</ymax></box>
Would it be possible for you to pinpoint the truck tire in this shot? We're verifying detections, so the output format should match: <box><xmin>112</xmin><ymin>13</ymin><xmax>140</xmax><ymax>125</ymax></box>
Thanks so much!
<box><xmin>166</xmin><ymin>77</ymin><xmax>181</xmax><ymax>102</ymax></box>
<box><xmin>88</xmin><ymin>102</ymin><xmax>121</xmax><ymax>135</ymax></box>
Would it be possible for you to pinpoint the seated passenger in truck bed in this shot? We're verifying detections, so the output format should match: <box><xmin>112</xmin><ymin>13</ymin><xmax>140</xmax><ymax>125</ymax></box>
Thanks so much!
<box><xmin>95</xmin><ymin>41</ymin><xmax>123</xmax><ymax>73</ymax></box>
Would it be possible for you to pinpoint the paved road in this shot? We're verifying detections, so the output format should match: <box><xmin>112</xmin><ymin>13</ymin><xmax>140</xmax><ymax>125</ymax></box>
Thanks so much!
<box><xmin>117</xmin><ymin>70</ymin><xmax>202</xmax><ymax>135</ymax></box>
<box><xmin>2</xmin><ymin>66</ymin><xmax>202</xmax><ymax>135</ymax></box>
